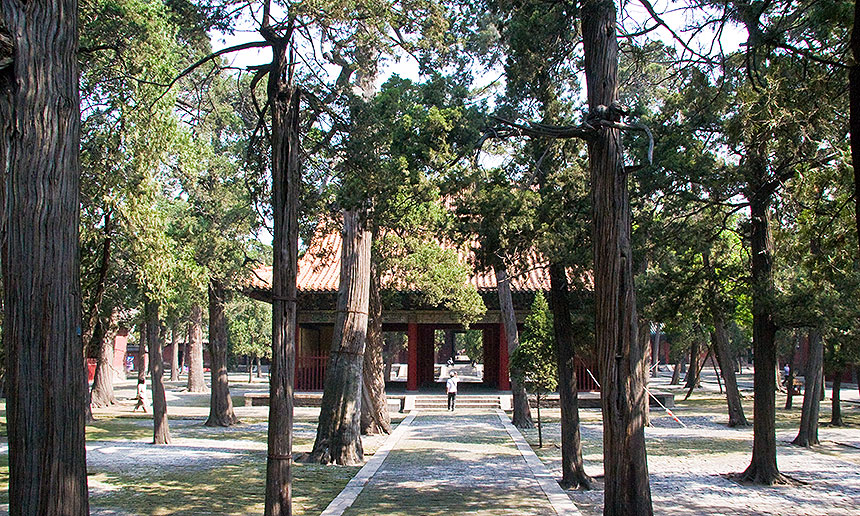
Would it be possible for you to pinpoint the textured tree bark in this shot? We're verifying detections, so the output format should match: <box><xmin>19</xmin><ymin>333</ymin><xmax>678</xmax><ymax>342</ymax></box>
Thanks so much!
<box><xmin>793</xmin><ymin>329</ymin><xmax>823</xmax><ymax>447</ymax></box>
<box><xmin>91</xmin><ymin>322</ymin><xmax>118</xmax><ymax>408</ymax></box>
<box><xmin>309</xmin><ymin>209</ymin><xmax>372</xmax><ymax>465</ymax></box>
<box><xmin>741</xmin><ymin>185</ymin><xmax>786</xmax><ymax>484</ymax></box>
<box><xmin>495</xmin><ymin>265</ymin><xmax>534</xmax><ymax>428</ymax></box>
<box><xmin>581</xmin><ymin>0</ymin><xmax>652</xmax><ymax>511</ymax></box>
<box><xmin>206</xmin><ymin>279</ymin><xmax>239</xmax><ymax>427</ymax></box>
<box><xmin>683</xmin><ymin>340</ymin><xmax>700</xmax><ymax>389</ymax></box>
<box><xmin>549</xmin><ymin>263</ymin><xmax>592</xmax><ymax>490</ymax></box>
<box><xmin>710</xmin><ymin>323</ymin><xmax>748</xmax><ymax>427</ymax></box>
<box><xmin>638</xmin><ymin>318</ymin><xmax>651</xmax><ymax>427</ymax></box>
<box><xmin>1</xmin><ymin>0</ymin><xmax>90</xmax><ymax>509</ymax></box>
<box><xmin>361</xmin><ymin>261</ymin><xmax>391</xmax><ymax>435</ymax></box>
<box><xmin>851</xmin><ymin>0</ymin><xmax>860</xmax><ymax>257</ymax></box>
<box><xmin>138</xmin><ymin>324</ymin><xmax>148</xmax><ymax>383</ymax></box>
<box><xmin>263</xmin><ymin>30</ymin><xmax>300</xmax><ymax>513</ymax></box>
<box><xmin>146</xmin><ymin>300</ymin><xmax>171</xmax><ymax>445</ymax></box>
<box><xmin>170</xmin><ymin>323</ymin><xmax>180</xmax><ymax>381</ymax></box>
<box><xmin>670</xmin><ymin>362</ymin><xmax>681</xmax><ymax>385</ymax></box>
<box><xmin>703</xmin><ymin>251</ymin><xmax>748</xmax><ymax>427</ymax></box>
<box><xmin>784</xmin><ymin>332</ymin><xmax>799</xmax><ymax>410</ymax></box>
<box><xmin>831</xmin><ymin>371</ymin><xmax>843</xmax><ymax>426</ymax></box>
<box><xmin>187</xmin><ymin>303</ymin><xmax>206</xmax><ymax>392</ymax></box>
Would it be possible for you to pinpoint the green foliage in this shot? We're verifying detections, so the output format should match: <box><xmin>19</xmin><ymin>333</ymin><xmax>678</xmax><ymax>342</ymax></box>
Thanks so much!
<box><xmin>389</xmin><ymin>238</ymin><xmax>486</xmax><ymax>325</ymax></box>
<box><xmin>510</xmin><ymin>293</ymin><xmax>557</xmax><ymax>394</ymax></box>
<box><xmin>227</xmin><ymin>298</ymin><xmax>273</xmax><ymax>361</ymax></box>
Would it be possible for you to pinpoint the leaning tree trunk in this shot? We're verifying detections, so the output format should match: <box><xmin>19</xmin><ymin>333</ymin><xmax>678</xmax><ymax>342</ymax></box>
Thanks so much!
<box><xmin>549</xmin><ymin>263</ymin><xmax>592</xmax><ymax>490</ymax></box>
<box><xmin>187</xmin><ymin>303</ymin><xmax>206</xmax><ymax>392</ymax></box>
<box><xmin>684</xmin><ymin>339</ymin><xmax>700</xmax><ymax>389</ymax></box>
<box><xmin>309</xmin><ymin>209</ymin><xmax>372</xmax><ymax>465</ymax></box>
<box><xmin>170</xmin><ymin>323</ymin><xmax>180</xmax><ymax>381</ymax></box>
<box><xmin>205</xmin><ymin>279</ymin><xmax>239</xmax><ymax>427</ymax></box>
<box><xmin>711</xmin><ymin>323</ymin><xmax>748</xmax><ymax>427</ymax></box>
<box><xmin>496</xmin><ymin>265</ymin><xmax>534</xmax><ymax>429</ymax></box>
<box><xmin>263</xmin><ymin>33</ymin><xmax>300</xmax><ymax>515</ymax></box>
<box><xmin>581</xmin><ymin>0</ymin><xmax>652</xmax><ymax>511</ymax></box>
<box><xmin>831</xmin><ymin>370</ymin><xmax>844</xmax><ymax>426</ymax></box>
<box><xmin>741</xmin><ymin>174</ymin><xmax>786</xmax><ymax>484</ymax></box>
<box><xmin>703</xmin><ymin>250</ymin><xmax>747</xmax><ymax>427</ymax></box>
<box><xmin>793</xmin><ymin>329</ymin><xmax>823</xmax><ymax>447</ymax></box>
<box><xmin>670</xmin><ymin>361</ymin><xmax>682</xmax><ymax>385</ymax></box>
<box><xmin>145</xmin><ymin>300</ymin><xmax>171</xmax><ymax>445</ymax></box>
<box><xmin>0</xmin><ymin>1</ymin><xmax>90</xmax><ymax>509</ymax></box>
<box><xmin>91</xmin><ymin>321</ymin><xmax>118</xmax><ymax>408</ymax></box>
<box><xmin>361</xmin><ymin>260</ymin><xmax>391</xmax><ymax>435</ymax></box>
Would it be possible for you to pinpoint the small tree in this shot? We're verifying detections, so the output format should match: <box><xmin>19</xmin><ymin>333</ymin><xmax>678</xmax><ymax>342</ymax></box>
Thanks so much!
<box><xmin>511</xmin><ymin>292</ymin><xmax>558</xmax><ymax>448</ymax></box>
<box><xmin>229</xmin><ymin>297</ymin><xmax>273</xmax><ymax>383</ymax></box>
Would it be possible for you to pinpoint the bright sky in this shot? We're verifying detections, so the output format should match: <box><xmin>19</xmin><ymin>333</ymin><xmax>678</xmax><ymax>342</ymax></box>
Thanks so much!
<box><xmin>214</xmin><ymin>0</ymin><xmax>747</xmax><ymax>245</ymax></box>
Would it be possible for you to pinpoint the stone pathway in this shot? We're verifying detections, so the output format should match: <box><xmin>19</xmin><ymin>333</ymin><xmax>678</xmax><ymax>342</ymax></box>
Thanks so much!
<box><xmin>336</xmin><ymin>410</ymin><xmax>578</xmax><ymax>516</ymax></box>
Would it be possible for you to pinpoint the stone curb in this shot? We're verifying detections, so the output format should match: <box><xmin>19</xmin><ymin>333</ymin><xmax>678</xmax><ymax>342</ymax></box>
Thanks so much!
<box><xmin>320</xmin><ymin>410</ymin><xmax>419</xmax><ymax>516</ymax></box>
<box><xmin>496</xmin><ymin>409</ymin><xmax>582</xmax><ymax>516</ymax></box>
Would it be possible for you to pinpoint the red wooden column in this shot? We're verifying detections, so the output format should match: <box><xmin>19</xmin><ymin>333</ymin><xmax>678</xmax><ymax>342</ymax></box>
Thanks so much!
<box><xmin>113</xmin><ymin>327</ymin><xmax>129</xmax><ymax>375</ymax></box>
<box><xmin>407</xmin><ymin>322</ymin><xmax>419</xmax><ymax>391</ymax></box>
<box><xmin>498</xmin><ymin>322</ymin><xmax>511</xmax><ymax>390</ymax></box>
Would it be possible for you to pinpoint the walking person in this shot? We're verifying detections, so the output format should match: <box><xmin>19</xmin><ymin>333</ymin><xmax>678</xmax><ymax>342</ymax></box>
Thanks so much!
<box><xmin>132</xmin><ymin>377</ymin><xmax>149</xmax><ymax>413</ymax></box>
<box><xmin>446</xmin><ymin>371</ymin><xmax>458</xmax><ymax>411</ymax></box>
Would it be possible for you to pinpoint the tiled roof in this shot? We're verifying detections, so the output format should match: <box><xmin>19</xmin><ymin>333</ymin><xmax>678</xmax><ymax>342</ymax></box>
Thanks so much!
<box><xmin>247</xmin><ymin>231</ymin><xmax>560</xmax><ymax>294</ymax></box>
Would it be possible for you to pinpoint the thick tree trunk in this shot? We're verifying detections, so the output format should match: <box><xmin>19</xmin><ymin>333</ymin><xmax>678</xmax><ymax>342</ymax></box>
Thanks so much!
<box><xmin>187</xmin><ymin>303</ymin><xmax>206</xmax><ymax>392</ymax></box>
<box><xmin>170</xmin><ymin>323</ymin><xmax>180</xmax><ymax>381</ymax></box>
<box><xmin>684</xmin><ymin>340</ymin><xmax>700</xmax><ymax>389</ymax></box>
<box><xmin>638</xmin><ymin>318</ymin><xmax>651</xmax><ymax>427</ymax></box>
<box><xmin>206</xmin><ymin>279</ymin><xmax>239</xmax><ymax>427</ymax></box>
<box><xmin>1</xmin><ymin>0</ymin><xmax>90</xmax><ymax>508</ymax></box>
<box><xmin>851</xmin><ymin>0</ymin><xmax>860</xmax><ymax>258</ymax></box>
<box><xmin>496</xmin><ymin>265</ymin><xmax>534</xmax><ymax>428</ymax></box>
<box><xmin>711</xmin><ymin>326</ymin><xmax>748</xmax><ymax>426</ymax></box>
<box><xmin>581</xmin><ymin>0</ymin><xmax>652</xmax><ymax>511</ymax></box>
<box><xmin>703</xmin><ymin>251</ymin><xmax>747</xmax><ymax>426</ymax></box>
<box><xmin>361</xmin><ymin>262</ymin><xmax>391</xmax><ymax>435</ymax></box>
<box><xmin>652</xmin><ymin>326</ymin><xmax>660</xmax><ymax>377</ymax></box>
<box><xmin>741</xmin><ymin>186</ymin><xmax>785</xmax><ymax>484</ymax></box>
<box><xmin>831</xmin><ymin>372</ymin><xmax>843</xmax><ymax>426</ymax></box>
<box><xmin>310</xmin><ymin>210</ymin><xmax>372</xmax><ymax>465</ymax></box>
<box><xmin>793</xmin><ymin>329</ymin><xmax>823</xmax><ymax>447</ymax></box>
<box><xmin>138</xmin><ymin>324</ymin><xmax>148</xmax><ymax>383</ymax></box>
<box><xmin>263</xmin><ymin>36</ymin><xmax>300</xmax><ymax>514</ymax></box>
<box><xmin>549</xmin><ymin>263</ymin><xmax>592</xmax><ymax>490</ymax></box>
<box><xmin>146</xmin><ymin>300</ymin><xmax>171</xmax><ymax>445</ymax></box>
<box><xmin>784</xmin><ymin>332</ymin><xmax>799</xmax><ymax>410</ymax></box>
<box><xmin>670</xmin><ymin>362</ymin><xmax>681</xmax><ymax>385</ymax></box>
<box><xmin>91</xmin><ymin>322</ymin><xmax>118</xmax><ymax>408</ymax></box>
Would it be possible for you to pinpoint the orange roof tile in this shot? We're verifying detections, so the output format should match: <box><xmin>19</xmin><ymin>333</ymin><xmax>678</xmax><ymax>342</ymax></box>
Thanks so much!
<box><xmin>247</xmin><ymin>231</ymin><xmax>561</xmax><ymax>294</ymax></box>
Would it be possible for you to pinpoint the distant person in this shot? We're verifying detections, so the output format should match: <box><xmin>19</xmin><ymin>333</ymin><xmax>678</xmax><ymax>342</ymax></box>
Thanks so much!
<box><xmin>133</xmin><ymin>377</ymin><xmax>149</xmax><ymax>413</ymax></box>
<box><xmin>446</xmin><ymin>371</ymin><xmax>458</xmax><ymax>411</ymax></box>
<box><xmin>783</xmin><ymin>364</ymin><xmax>790</xmax><ymax>385</ymax></box>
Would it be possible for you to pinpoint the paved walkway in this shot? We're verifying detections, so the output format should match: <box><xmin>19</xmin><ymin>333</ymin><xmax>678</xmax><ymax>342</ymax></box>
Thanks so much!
<box><xmin>329</xmin><ymin>410</ymin><xmax>579</xmax><ymax>516</ymax></box>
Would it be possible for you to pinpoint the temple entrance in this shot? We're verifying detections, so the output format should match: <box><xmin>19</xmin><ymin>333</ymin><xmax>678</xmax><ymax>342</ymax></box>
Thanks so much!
<box><xmin>435</xmin><ymin>329</ymin><xmax>483</xmax><ymax>383</ymax></box>
<box><xmin>294</xmin><ymin>322</ymin><xmax>512</xmax><ymax>392</ymax></box>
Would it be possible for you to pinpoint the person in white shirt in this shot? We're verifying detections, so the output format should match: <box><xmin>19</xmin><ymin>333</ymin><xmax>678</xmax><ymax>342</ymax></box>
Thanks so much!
<box><xmin>133</xmin><ymin>377</ymin><xmax>149</xmax><ymax>413</ymax></box>
<box><xmin>446</xmin><ymin>371</ymin><xmax>458</xmax><ymax>411</ymax></box>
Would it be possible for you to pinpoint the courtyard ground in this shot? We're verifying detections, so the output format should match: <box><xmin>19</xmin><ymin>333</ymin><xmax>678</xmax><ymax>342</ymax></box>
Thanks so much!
<box><xmin>520</xmin><ymin>369</ymin><xmax>860</xmax><ymax>515</ymax></box>
<box><xmin>1</xmin><ymin>369</ymin><xmax>859</xmax><ymax>515</ymax></box>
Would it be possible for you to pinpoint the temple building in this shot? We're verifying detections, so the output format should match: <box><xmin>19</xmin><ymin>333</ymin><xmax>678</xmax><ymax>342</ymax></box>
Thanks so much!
<box><xmin>246</xmin><ymin>231</ymin><xmax>600</xmax><ymax>392</ymax></box>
